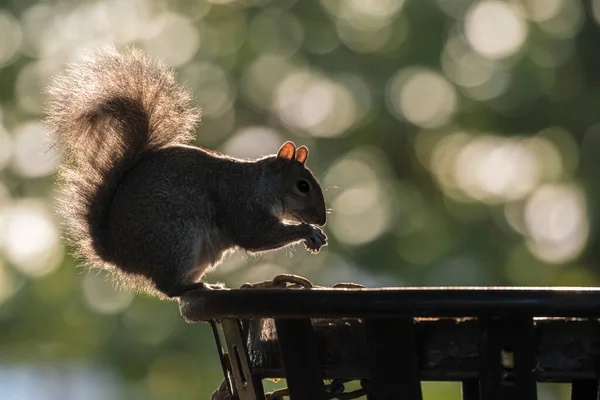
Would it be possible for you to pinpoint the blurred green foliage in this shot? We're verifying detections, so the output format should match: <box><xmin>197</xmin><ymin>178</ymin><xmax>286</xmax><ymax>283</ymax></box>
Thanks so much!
<box><xmin>0</xmin><ymin>0</ymin><xmax>599</xmax><ymax>398</ymax></box>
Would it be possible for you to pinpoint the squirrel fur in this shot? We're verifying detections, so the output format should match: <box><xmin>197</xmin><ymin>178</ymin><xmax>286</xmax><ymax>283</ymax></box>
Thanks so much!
<box><xmin>44</xmin><ymin>46</ymin><xmax>327</xmax><ymax>299</ymax></box>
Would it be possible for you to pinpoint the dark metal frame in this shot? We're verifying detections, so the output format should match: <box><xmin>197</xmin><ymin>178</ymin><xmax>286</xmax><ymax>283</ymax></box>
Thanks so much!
<box><xmin>179</xmin><ymin>287</ymin><xmax>600</xmax><ymax>399</ymax></box>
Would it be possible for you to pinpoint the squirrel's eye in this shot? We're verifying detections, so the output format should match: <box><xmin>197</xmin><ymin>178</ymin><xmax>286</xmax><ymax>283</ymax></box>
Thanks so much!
<box><xmin>297</xmin><ymin>180</ymin><xmax>310</xmax><ymax>193</ymax></box>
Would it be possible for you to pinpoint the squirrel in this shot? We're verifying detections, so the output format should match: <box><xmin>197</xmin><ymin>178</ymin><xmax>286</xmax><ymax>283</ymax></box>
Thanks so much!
<box><xmin>44</xmin><ymin>46</ymin><xmax>328</xmax><ymax>299</ymax></box>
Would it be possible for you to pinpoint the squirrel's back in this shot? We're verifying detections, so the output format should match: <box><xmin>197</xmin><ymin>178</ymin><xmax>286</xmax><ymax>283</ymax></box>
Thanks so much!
<box><xmin>44</xmin><ymin>46</ymin><xmax>200</xmax><ymax>276</ymax></box>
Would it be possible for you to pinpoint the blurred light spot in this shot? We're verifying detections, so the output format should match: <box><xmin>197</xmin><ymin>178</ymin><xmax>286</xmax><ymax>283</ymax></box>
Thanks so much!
<box><xmin>532</xmin><ymin>135</ymin><xmax>566</xmax><ymax>180</ymax></box>
<box><xmin>443</xmin><ymin>35</ymin><xmax>495</xmax><ymax>88</ymax></box>
<box><xmin>428</xmin><ymin>132</ymin><xmax>565</xmax><ymax>205</ymax></box>
<box><xmin>346</xmin><ymin>0</ymin><xmax>405</xmax><ymax>21</ymax></box>
<box><xmin>1</xmin><ymin>200</ymin><xmax>62</xmax><ymax>278</ymax></box>
<box><xmin>429</xmin><ymin>131</ymin><xmax>473</xmax><ymax>198</ymax></box>
<box><xmin>336</xmin><ymin>21</ymin><xmax>394</xmax><ymax>53</ymax></box>
<box><xmin>336</xmin><ymin>186</ymin><xmax>378</xmax><ymax>215</ymax></box>
<box><xmin>100</xmin><ymin>1</ymin><xmax>166</xmax><ymax>42</ymax></box>
<box><xmin>324</xmin><ymin>149</ymin><xmax>393</xmax><ymax>246</ymax></box>
<box><xmin>275</xmin><ymin>71</ymin><xmax>357</xmax><ymax>137</ymax></box>
<box><xmin>180</xmin><ymin>62</ymin><xmax>234</xmax><ymax>117</ymax></box>
<box><xmin>82</xmin><ymin>272</ymin><xmax>133</xmax><ymax>315</ymax></box>
<box><xmin>463</xmin><ymin>70</ymin><xmax>511</xmax><ymax>101</ymax></box>
<box><xmin>26</xmin><ymin>1</ymin><xmax>165</xmax><ymax>59</ymax></box>
<box><xmin>142</xmin><ymin>13</ymin><xmax>199</xmax><ymax>67</ymax></box>
<box><xmin>147</xmin><ymin>353</ymin><xmax>203</xmax><ymax>400</ymax></box>
<box><xmin>325</xmin><ymin>0</ymin><xmax>405</xmax><ymax>30</ymax></box>
<box><xmin>248</xmin><ymin>10</ymin><xmax>304</xmax><ymax>56</ymax></box>
<box><xmin>504</xmin><ymin>202</ymin><xmax>526</xmax><ymax>235</ymax></box>
<box><xmin>454</xmin><ymin>137</ymin><xmax>539</xmax><ymax>203</ymax></box>
<box><xmin>537</xmin><ymin>127</ymin><xmax>578</xmax><ymax>178</ymax></box>
<box><xmin>593</xmin><ymin>0</ymin><xmax>600</xmax><ymax>27</ymax></box>
<box><xmin>20</xmin><ymin>4</ymin><xmax>54</xmax><ymax>57</ymax></box>
<box><xmin>222</xmin><ymin>126</ymin><xmax>282</xmax><ymax>159</ymax></box>
<box><xmin>16</xmin><ymin>61</ymin><xmax>55</xmax><ymax>115</ymax></box>
<box><xmin>332</xmin><ymin>186</ymin><xmax>389</xmax><ymax>244</ymax></box>
<box><xmin>322</xmin><ymin>0</ymin><xmax>407</xmax><ymax>53</ymax></box>
<box><xmin>11</xmin><ymin>122</ymin><xmax>59</xmax><ymax>178</ymax></box>
<box><xmin>534</xmin><ymin>0</ymin><xmax>583</xmax><ymax>39</ymax></box>
<box><xmin>387</xmin><ymin>68</ymin><xmax>457</xmax><ymax>128</ymax></box>
<box><xmin>0</xmin><ymin>11</ymin><xmax>22</xmax><ymax>67</ymax></box>
<box><xmin>441</xmin><ymin>34</ymin><xmax>511</xmax><ymax>101</ymax></box>
<box><xmin>523</xmin><ymin>0</ymin><xmax>564</xmax><ymax>22</ymax></box>
<box><xmin>524</xmin><ymin>184</ymin><xmax>588</xmax><ymax>264</ymax></box>
<box><xmin>168</xmin><ymin>0</ymin><xmax>212</xmax><ymax>21</ymax></box>
<box><xmin>465</xmin><ymin>1</ymin><xmax>528</xmax><ymax>60</ymax></box>
<box><xmin>241</xmin><ymin>54</ymin><xmax>296</xmax><ymax>110</ymax></box>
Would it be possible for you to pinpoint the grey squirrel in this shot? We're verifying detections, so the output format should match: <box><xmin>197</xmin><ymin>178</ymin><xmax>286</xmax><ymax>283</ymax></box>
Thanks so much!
<box><xmin>44</xmin><ymin>47</ymin><xmax>327</xmax><ymax>299</ymax></box>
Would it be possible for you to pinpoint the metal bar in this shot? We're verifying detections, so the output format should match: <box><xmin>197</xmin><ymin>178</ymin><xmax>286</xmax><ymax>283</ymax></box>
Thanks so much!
<box><xmin>211</xmin><ymin>320</ymin><xmax>235</xmax><ymax>399</ymax></box>
<box><xmin>179</xmin><ymin>288</ymin><xmax>600</xmax><ymax>322</ymax></box>
<box><xmin>571</xmin><ymin>380</ymin><xmax>598</xmax><ymax>400</ymax></box>
<box><xmin>364</xmin><ymin>318</ymin><xmax>422</xmax><ymax>400</ymax></box>
<box><xmin>250</xmin><ymin>318</ymin><xmax>600</xmax><ymax>382</ymax></box>
<box><xmin>221</xmin><ymin>319</ymin><xmax>265</xmax><ymax>400</ymax></box>
<box><xmin>274</xmin><ymin>318</ymin><xmax>326</xmax><ymax>400</ymax></box>
<box><xmin>479</xmin><ymin>318</ymin><xmax>537</xmax><ymax>400</ymax></box>
<box><xmin>461</xmin><ymin>380</ymin><xmax>480</xmax><ymax>400</ymax></box>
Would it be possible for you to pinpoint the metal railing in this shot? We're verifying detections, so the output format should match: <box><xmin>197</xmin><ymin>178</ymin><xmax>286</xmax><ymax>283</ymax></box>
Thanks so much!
<box><xmin>178</xmin><ymin>274</ymin><xmax>600</xmax><ymax>400</ymax></box>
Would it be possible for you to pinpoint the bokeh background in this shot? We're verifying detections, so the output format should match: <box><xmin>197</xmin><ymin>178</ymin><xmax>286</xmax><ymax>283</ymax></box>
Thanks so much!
<box><xmin>0</xmin><ymin>0</ymin><xmax>598</xmax><ymax>398</ymax></box>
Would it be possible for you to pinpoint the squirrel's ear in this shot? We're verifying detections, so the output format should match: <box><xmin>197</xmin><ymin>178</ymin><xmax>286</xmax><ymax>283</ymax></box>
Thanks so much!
<box><xmin>296</xmin><ymin>146</ymin><xmax>309</xmax><ymax>165</ymax></box>
<box><xmin>277</xmin><ymin>141</ymin><xmax>296</xmax><ymax>162</ymax></box>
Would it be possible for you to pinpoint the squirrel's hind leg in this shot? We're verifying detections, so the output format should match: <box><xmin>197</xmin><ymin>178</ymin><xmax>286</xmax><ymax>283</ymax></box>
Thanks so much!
<box><xmin>153</xmin><ymin>261</ymin><xmax>211</xmax><ymax>298</ymax></box>
<box><xmin>154</xmin><ymin>261</ymin><xmax>221</xmax><ymax>297</ymax></box>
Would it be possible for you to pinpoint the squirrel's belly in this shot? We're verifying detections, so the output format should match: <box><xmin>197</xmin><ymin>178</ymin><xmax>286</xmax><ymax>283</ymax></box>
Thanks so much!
<box><xmin>188</xmin><ymin>228</ymin><xmax>232</xmax><ymax>281</ymax></box>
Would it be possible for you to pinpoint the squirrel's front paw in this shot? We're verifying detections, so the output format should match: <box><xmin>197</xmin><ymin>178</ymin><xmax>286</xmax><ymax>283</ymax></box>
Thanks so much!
<box><xmin>304</xmin><ymin>226</ymin><xmax>327</xmax><ymax>254</ymax></box>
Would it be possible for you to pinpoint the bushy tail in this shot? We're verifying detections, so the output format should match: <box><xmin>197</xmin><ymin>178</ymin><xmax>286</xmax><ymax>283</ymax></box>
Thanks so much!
<box><xmin>45</xmin><ymin>46</ymin><xmax>200</xmax><ymax>270</ymax></box>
